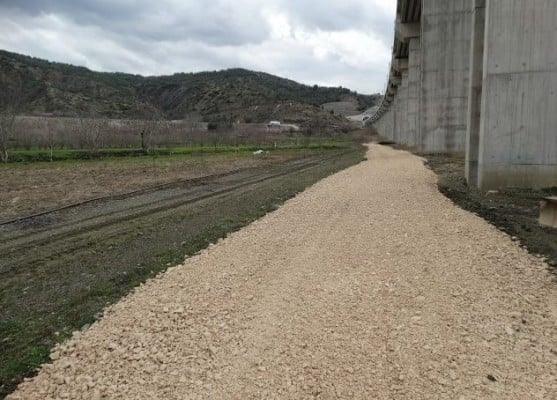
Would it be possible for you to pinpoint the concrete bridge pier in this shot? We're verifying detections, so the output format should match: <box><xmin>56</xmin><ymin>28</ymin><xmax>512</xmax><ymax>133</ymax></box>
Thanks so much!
<box><xmin>467</xmin><ymin>0</ymin><xmax>557</xmax><ymax>190</ymax></box>
<box><xmin>394</xmin><ymin>69</ymin><xmax>409</xmax><ymax>145</ymax></box>
<box><xmin>465</xmin><ymin>0</ymin><xmax>485</xmax><ymax>186</ymax></box>
<box><xmin>374</xmin><ymin>105</ymin><xmax>395</xmax><ymax>142</ymax></box>
<box><xmin>407</xmin><ymin>37</ymin><xmax>421</xmax><ymax>147</ymax></box>
<box><xmin>399</xmin><ymin>70</ymin><xmax>409</xmax><ymax>145</ymax></box>
<box><xmin>371</xmin><ymin>0</ymin><xmax>557</xmax><ymax>190</ymax></box>
<box><xmin>419</xmin><ymin>0</ymin><xmax>472</xmax><ymax>152</ymax></box>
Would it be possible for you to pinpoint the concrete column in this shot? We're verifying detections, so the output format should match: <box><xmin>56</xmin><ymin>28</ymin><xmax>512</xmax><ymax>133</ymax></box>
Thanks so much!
<box><xmin>373</xmin><ymin>107</ymin><xmax>395</xmax><ymax>141</ymax></box>
<box><xmin>465</xmin><ymin>0</ymin><xmax>486</xmax><ymax>186</ymax></box>
<box><xmin>386</xmin><ymin>107</ymin><xmax>395</xmax><ymax>141</ymax></box>
<box><xmin>477</xmin><ymin>0</ymin><xmax>557</xmax><ymax>189</ymax></box>
<box><xmin>420</xmin><ymin>0</ymin><xmax>473</xmax><ymax>152</ymax></box>
<box><xmin>392</xmin><ymin>68</ymin><xmax>408</xmax><ymax>144</ymax></box>
<box><xmin>407</xmin><ymin>38</ymin><xmax>421</xmax><ymax>147</ymax></box>
<box><xmin>398</xmin><ymin>70</ymin><xmax>410</xmax><ymax>144</ymax></box>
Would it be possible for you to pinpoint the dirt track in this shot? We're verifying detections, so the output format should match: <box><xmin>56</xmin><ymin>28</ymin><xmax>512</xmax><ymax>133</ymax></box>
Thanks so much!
<box><xmin>9</xmin><ymin>145</ymin><xmax>557</xmax><ymax>399</ymax></box>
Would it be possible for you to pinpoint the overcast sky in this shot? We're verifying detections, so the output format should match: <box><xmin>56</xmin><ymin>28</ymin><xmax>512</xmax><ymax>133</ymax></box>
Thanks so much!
<box><xmin>0</xmin><ymin>0</ymin><xmax>396</xmax><ymax>94</ymax></box>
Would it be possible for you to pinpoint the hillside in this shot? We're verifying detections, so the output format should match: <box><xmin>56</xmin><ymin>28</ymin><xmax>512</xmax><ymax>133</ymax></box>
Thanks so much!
<box><xmin>0</xmin><ymin>50</ymin><xmax>381</xmax><ymax>125</ymax></box>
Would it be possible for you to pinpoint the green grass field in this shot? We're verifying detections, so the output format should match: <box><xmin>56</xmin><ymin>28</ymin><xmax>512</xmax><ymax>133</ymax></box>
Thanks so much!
<box><xmin>5</xmin><ymin>139</ymin><xmax>350</xmax><ymax>163</ymax></box>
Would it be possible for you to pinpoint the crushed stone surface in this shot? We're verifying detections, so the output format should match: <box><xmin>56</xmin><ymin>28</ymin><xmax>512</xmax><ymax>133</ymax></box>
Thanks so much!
<box><xmin>9</xmin><ymin>145</ymin><xmax>557</xmax><ymax>399</ymax></box>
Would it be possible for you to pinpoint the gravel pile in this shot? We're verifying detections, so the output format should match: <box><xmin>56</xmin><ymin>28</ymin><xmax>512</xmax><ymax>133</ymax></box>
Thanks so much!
<box><xmin>9</xmin><ymin>145</ymin><xmax>556</xmax><ymax>399</ymax></box>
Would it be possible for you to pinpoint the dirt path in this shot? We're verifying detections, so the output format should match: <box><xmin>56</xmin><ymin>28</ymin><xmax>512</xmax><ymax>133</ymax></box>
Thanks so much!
<box><xmin>9</xmin><ymin>145</ymin><xmax>556</xmax><ymax>399</ymax></box>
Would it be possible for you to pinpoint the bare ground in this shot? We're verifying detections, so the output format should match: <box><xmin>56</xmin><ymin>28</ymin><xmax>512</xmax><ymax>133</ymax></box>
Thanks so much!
<box><xmin>0</xmin><ymin>151</ymin><xmax>310</xmax><ymax>221</ymax></box>
<box><xmin>424</xmin><ymin>152</ymin><xmax>557</xmax><ymax>271</ymax></box>
<box><xmin>8</xmin><ymin>145</ymin><xmax>557</xmax><ymax>399</ymax></box>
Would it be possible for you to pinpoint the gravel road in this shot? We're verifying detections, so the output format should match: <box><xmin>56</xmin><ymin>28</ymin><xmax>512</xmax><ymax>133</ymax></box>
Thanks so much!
<box><xmin>9</xmin><ymin>145</ymin><xmax>556</xmax><ymax>399</ymax></box>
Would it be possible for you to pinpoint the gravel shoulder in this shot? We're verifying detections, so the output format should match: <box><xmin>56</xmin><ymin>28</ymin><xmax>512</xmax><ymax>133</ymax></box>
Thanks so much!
<box><xmin>9</xmin><ymin>144</ymin><xmax>557</xmax><ymax>399</ymax></box>
<box><xmin>424</xmin><ymin>152</ymin><xmax>557</xmax><ymax>271</ymax></box>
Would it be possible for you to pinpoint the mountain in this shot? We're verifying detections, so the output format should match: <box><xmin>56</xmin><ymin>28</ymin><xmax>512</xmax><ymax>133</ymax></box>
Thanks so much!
<box><xmin>0</xmin><ymin>50</ymin><xmax>381</xmax><ymax>125</ymax></box>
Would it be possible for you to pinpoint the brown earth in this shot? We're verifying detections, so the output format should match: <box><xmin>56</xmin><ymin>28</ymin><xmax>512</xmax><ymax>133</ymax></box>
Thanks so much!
<box><xmin>8</xmin><ymin>145</ymin><xmax>557</xmax><ymax>399</ymax></box>
<box><xmin>0</xmin><ymin>150</ymin><xmax>314</xmax><ymax>221</ymax></box>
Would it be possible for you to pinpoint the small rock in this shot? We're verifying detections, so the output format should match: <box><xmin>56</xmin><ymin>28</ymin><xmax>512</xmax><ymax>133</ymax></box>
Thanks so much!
<box><xmin>487</xmin><ymin>374</ymin><xmax>497</xmax><ymax>382</ymax></box>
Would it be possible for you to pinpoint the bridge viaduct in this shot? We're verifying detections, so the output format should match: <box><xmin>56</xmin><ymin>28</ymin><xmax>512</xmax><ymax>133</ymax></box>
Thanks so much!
<box><xmin>370</xmin><ymin>0</ymin><xmax>557</xmax><ymax>190</ymax></box>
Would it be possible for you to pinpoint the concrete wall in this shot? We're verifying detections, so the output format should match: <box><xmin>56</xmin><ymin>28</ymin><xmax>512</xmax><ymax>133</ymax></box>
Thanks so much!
<box><xmin>374</xmin><ymin>107</ymin><xmax>395</xmax><ymax>141</ymax></box>
<box><xmin>475</xmin><ymin>0</ymin><xmax>557</xmax><ymax>189</ymax></box>
<box><xmin>465</xmin><ymin>0</ymin><xmax>485</xmax><ymax>185</ymax></box>
<box><xmin>406</xmin><ymin>38</ymin><xmax>421</xmax><ymax>147</ymax></box>
<box><xmin>371</xmin><ymin>0</ymin><xmax>557</xmax><ymax>189</ymax></box>
<box><xmin>395</xmin><ymin>71</ymin><xmax>409</xmax><ymax>144</ymax></box>
<box><xmin>420</xmin><ymin>0</ymin><xmax>473</xmax><ymax>152</ymax></box>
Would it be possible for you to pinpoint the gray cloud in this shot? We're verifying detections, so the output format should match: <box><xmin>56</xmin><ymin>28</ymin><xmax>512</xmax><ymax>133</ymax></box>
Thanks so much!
<box><xmin>0</xmin><ymin>0</ymin><xmax>395</xmax><ymax>93</ymax></box>
<box><xmin>1</xmin><ymin>0</ymin><xmax>271</xmax><ymax>46</ymax></box>
<box><xmin>280</xmin><ymin>0</ymin><xmax>395</xmax><ymax>41</ymax></box>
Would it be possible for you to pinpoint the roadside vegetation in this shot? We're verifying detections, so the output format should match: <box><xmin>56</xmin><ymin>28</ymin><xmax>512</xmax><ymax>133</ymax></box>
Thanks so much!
<box><xmin>1</xmin><ymin>114</ymin><xmax>361</xmax><ymax>163</ymax></box>
<box><xmin>5</xmin><ymin>140</ymin><xmax>348</xmax><ymax>163</ymax></box>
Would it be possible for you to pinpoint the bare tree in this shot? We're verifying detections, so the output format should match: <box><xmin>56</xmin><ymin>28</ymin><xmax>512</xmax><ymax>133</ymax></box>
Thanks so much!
<box><xmin>0</xmin><ymin>111</ymin><xmax>16</xmax><ymax>162</ymax></box>
<box><xmin>78</xmin><ymin>117</ymin><xmax>107</xmax><ymax>156</ymax></box>
<box><xmin>0</xmin><ymin>80</ymin><xmax>21</xmax><ymax>163</ymax></box>
<box><xmin>42</xmin><ymin>117</ymin><xmax>58</xmax><ymax>162</ymax></box>
<box><xmin>138</xmin><ymin>117</ymin><xmax>162</xmax><ymax>154</ymax></box>
<box><xmin>135</xmin><ymin>104</ymin><xmax>164</xmax><ymax>154</ymax></box>
<box><xmin>184</xmin><ymin>112</ymin><xmax>202</xmax><ymax>132</ymax></box>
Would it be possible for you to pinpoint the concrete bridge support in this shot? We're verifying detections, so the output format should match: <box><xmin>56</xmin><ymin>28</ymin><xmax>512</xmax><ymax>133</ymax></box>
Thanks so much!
<box><xmin>374</xmin><ymin>107</ymin><xmax>395</xmax><ymax>141</ymax></box>
<box><xmin>465</xmin><ymin>0</ymin><xmax>485</xmax><ymax>186</ymax></box>
<box><xmin>407</xmin><ymin>38</ymin><xmax>421</xmax><ymax>147</ymax></box>
<box><xmin>469</xmin><ymin>0</ymin><xmax>557</xmax><ymax>189</ymax></box>
<box><xmin>395</xmin><ymin>71</ymin><xmax>409</xmax><ymax>144</ymax></box>
<box><xmin>420</xmin><ymin>0</ymin><xmax>473</xmax><ymax>152</ymax></box>
<box><xmin>371</xmin><ymin>0</ymin><xmax>557</xmax><ymax>190</ymax></box>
